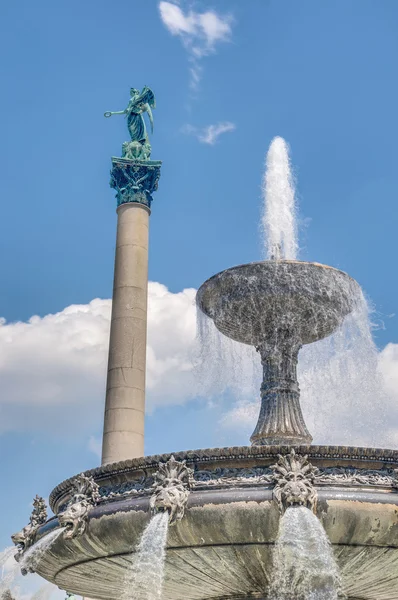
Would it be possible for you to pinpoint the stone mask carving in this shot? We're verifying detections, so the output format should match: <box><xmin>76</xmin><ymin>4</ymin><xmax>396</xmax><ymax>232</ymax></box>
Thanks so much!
<box><xmin>11</xmin><ymin>495</ymin><xmax>47</xmax><ymax>559</ymax></box>
<box><xmin>58</xmin><ymin>474</ymin><xmax>100</xmax><ymax>539</ymax></box>
<box><xmin>272</xmin><ymin>449</ymin><xmax>318</xmax><ymax>513</ymax></box>
<box><xmin>149</xmin><ymin>456</ymin><xmax>193</xmax><ymax>524</ymax></box>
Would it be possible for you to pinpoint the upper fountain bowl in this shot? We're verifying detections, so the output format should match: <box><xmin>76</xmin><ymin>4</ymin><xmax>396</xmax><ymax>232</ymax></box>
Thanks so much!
<box><xmin>196</xmin><ymin>260</ymin><xmax>361</xmax><ymax>347</ymax></box>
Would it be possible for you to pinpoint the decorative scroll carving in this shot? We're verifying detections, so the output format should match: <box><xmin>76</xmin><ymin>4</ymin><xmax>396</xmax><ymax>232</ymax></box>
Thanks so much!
<box><xmin>194</xmin><ymin>467</ymin><xmax>274</xmax><ymax>489</ymax></box>
<box><xmin>149</xmin><ymin>456</ymin><xmax>193</xmax><ymax>524</ymax></box>
<box><xmin>11</xmin><ymin>496</ymin><xmax>47</xmax><ymax>558</ymax></box>
<box><xmin>58</xmin><ymin>474</ymin><xmax>99</xmax><ymax>539</ymax></box>
<box><xmin>315</xmin><ymin>467</ymin><xmax>396</xmax><ymax>487</ymax></box>
<box><xmin>272</xmin><ymin>449</ymin><xmax>318</xmax><ymax>513</ymax></box>
<box><xmin>99</xmin><ymin>476</ymin><xmax>154</xmax><ymax>501</ymax></box>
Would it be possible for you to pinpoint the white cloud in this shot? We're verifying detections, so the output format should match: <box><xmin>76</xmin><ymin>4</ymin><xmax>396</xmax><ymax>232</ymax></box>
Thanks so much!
<box><xmin>88</xmin><ymin>435</ymin><xmax>102</xmax><ymax>458</ymax></box>
<box><xmin>379</xmin><ymin>343</ymin><xmax>398</xmax><ymax>396</ymax></box>
<box><xmin>0</xmin><ymin>280</ymin><xmax>397</xmax><ymax>449</ymax></box>
<box><xmin>158</xmin><ymin>1</ymin><xmax>233</xmax><ymax>88</ymax></box>
<box><xmin>0</xmin><ymin>283</ymin><xmax>196</xmax><ymax>435</ymax></box>
<box><xmin>183</xmin><ymin>121</ymin><xmax>236</xmax><ymax>145</ymax></box>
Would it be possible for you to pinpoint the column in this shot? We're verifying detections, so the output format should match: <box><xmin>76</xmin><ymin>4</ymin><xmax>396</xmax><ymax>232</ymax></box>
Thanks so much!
<box><xmin>101</xmin><ymin>156</ymin><xmax>161</xmax><ymax>465</ymax></box>
<box><xmin>102</xmin><ymin>202</ymin><xmax>150</xmax><ymax>464</ymax></box>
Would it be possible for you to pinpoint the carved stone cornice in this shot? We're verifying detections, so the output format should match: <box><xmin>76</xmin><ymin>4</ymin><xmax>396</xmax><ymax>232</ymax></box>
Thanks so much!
<box><xmin>49</xmin><ymin>446</ymin><xmax>398</xmax><ymax>513</ymax></box>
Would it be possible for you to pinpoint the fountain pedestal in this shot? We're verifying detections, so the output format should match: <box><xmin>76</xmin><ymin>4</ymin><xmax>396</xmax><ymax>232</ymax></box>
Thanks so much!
<box><xmin>251</xmin><ymin>341</ymin><xmax>312</xmax><ymax>445</ymax></box>
<box><xmin>197</xmin><ymin>260</ymin><xmax>360</xmax><ymax>446</ymax></box>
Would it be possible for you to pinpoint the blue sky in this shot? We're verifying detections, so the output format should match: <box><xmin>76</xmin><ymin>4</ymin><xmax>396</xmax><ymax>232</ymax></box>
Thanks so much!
<box><xmin>1</xmin><ymin>0</ymin><xmax>398</xmax><ymax>590</ymax></box>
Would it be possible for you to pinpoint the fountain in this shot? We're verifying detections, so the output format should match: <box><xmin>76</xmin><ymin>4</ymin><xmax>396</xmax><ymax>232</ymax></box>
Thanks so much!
<box><xmin>8</xmin><ymin>95</ymin><xmax>398</xmax><ymax>600</ymax></box>
<box><xmin>196</xmin><ymin>259</ymin><xmax>360</xmax><ymax>446</ymax></box>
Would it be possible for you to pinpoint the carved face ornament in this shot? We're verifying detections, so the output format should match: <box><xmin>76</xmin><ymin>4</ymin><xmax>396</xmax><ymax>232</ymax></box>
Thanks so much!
<box><xmin>280</xmin><ymin>476</ymin><xmax>314</xmax><ymax>508</ymax></box>
<box><xmin>150</xmin><ymin>456</ymin><xmax>193</xmax><ymax>524</ymax></box>
<box><xmin>58</xmin><ymin>500</ymin><xmax>90</xmax><ymax>539</ymax></box>
<box><xmin>11</xmin><ymin>526</ymin><xmax>31</xmax><ymax>555</ymax></box>
<box><xmin>272</xmin><ymin>450</ymin><xmax>318</xmax><ymax>513</ymax></box>
<box><xmin>150</xmin><ymin>484</ymin><xmax>188</xmax><ymax>524</ymax></box>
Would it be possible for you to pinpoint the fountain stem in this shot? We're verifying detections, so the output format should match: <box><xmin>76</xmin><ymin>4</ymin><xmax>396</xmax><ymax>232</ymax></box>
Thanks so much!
<box><xmin>251</xmin><ymin>341</ymin><xmax>312</xmax><ymax>446</ymax></box>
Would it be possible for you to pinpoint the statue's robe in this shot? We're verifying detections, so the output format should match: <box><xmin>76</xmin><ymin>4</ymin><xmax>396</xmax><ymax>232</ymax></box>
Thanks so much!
<box><xmin>126</xmin><ymin>87</ymin><xmax>155</xmax><ymax>144</ymax></box>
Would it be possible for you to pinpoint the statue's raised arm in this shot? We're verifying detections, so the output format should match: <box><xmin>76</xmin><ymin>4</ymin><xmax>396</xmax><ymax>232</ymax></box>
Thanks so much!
<box><xmin>104</xmin><ymin>86</ymin><xmax>157</xmax><ymax>161</ymax></box>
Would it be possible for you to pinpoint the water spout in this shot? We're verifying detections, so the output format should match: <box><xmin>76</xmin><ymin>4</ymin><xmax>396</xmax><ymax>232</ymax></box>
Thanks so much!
<box><xmin>262</xmin><ymin>136</ymin><xmax>298</xmax><ymax>261</ymax></box>
<box><xmin>19</xmin><ymin>530</ymin><xmax>62</xmax><ymax>575</ymax></box>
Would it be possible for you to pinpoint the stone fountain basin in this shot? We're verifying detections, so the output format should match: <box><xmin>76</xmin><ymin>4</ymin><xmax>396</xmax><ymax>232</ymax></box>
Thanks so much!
<box><xmin>196</xmin><ymin>261</ymin><xmax>361</xmax><ymax>346</ymax></box>
<box><xmin>31</xmin><ymin>446</ymin><xmax>398</xmax><ymax>600</ymax></box>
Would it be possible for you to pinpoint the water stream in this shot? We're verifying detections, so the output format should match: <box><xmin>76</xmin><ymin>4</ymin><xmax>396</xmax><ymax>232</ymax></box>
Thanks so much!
<box><xmin>0</xmin><ymin>547</ymin><xmax>19</xmax><ymax>596</ymax></box>
<box><xmin>19</xmin><ymin>529</ymin><xmax>63</xmax><ymax>575</ymax></box>
<box><xmin>0</xmin><ymin>540</ymin><xmax>62</xmax><ymax>600</ymax></box>
<box><xmin>270</xmin><ymin>507</ymin><xmax>343</xmax><ymax>600</ymax></box>
<box><xmin>122</xmin><ymin>512</ymin><xmax>169</xmax><ymax>600</ymax></box>
<box><xmin>261</xmin><ymin>136</ymin><xmax>298</xmax><ymax>260</ymax></box>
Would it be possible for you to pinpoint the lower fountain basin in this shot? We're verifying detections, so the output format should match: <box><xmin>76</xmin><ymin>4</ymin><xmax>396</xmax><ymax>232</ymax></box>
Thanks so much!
<box><xmin>27</xmin><ymin>446</ymin><xmax>398</xmax><ymax>600</ymax></box>
<box><xmin>196</xmin><ymin>261</ymin><xmax>361</xmax><ymax>347</ymax></box>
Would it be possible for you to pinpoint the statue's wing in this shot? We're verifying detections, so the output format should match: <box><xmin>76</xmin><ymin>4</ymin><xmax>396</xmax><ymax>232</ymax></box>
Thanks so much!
<box><xmin>146</xmin><ymin>104</ymin><xmax>154</xmax><ymax>134</ymax></box>
<box><xmin>139</xmin><ymin>86</ymin><xmax>156</xmax><ymax>108</ymax></box>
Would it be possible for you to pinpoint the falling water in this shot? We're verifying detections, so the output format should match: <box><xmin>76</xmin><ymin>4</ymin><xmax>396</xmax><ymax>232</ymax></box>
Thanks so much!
<box><xmin>299</xmin><ymin>290</ymin><xmax>389</xmax><ymax>446</ymax></box>
<box><xmin>0</xmin><ymin>543</ymin><xmax>57</xmax><ymax>600</ymax></box>
<box><xmin>122</xmin><ymin>512</ymin><xmax>169</xmax><ymax>600</ymax></box>
<box><xmin>269</xmin><ymin>507</ymin><xmax>343</xmax><ymax>600</ymax></box>
<box><xmin>262</xmin><ymin>136</ymin><xmax>298</xmax><ymax>260</ymax></box>
<box><xmin>31</xmin><ymin>582</ymin><xmax>57</xmax><ymax>600</ymax></box>
<box><xmin>0</xmin><ymin>547</ymin><xmax>19</xmax><ymax>596</ymax></box>
<box><xmin>196</xmin><ymin>290</ymin><xmax>391</xmax><ymax>447</ymax></box>
<box><xmin>19</xmin><ymin>529</ymin><xmax>63</xmax><ymax>575</ymax></box>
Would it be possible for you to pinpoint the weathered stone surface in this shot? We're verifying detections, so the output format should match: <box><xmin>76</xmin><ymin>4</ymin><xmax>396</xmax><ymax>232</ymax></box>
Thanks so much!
<box><xmin>102</xmin><ymin>202</ymin><xmax>150</xmax><ymax>465</ymax></box>
<box><xmin>22</xmin><ymin>446</ymin><xmax>398</xmax><ymax>600</ymax></box>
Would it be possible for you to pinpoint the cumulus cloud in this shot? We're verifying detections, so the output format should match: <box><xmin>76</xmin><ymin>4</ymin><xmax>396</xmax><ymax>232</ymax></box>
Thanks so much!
<box><xmin>0</xmin><ymin>280</ymin><xmax>397</xmax><ymax>448</ymax></box>
<box><xmin>379</xmin><ymin>343</ymin><xmax>398</xmax><ymax>396</ymax></box>
<box><xmin>158</xmin><ymin>1</ymin><xmax>233</xmax><ymax>88</ymax></box>
<box><xmin>183</xmin><ymin>121</ymin><xmax>236</xmax><ymax>145</ymax></box>
<box><xmin>0</xmin><ymin>283</ymin><xmax>196</xmax><ymax>435</ymax></box>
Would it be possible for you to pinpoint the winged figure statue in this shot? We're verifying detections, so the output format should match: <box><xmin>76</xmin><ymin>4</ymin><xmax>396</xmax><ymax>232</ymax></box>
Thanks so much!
<box><xmin>104</xmin><ymin>86</ymin><xmax>156</xmax><ymax>160</ymax></box>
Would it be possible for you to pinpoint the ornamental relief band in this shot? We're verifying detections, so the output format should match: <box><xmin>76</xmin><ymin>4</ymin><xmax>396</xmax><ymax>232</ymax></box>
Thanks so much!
<box><xmin>95</xmin><ymin>464</ymin><xmax>398</xmax><ymax>501</ymax></box>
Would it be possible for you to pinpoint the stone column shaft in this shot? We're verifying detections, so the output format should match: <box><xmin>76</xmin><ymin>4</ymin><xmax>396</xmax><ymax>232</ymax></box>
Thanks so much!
<box><xmin>101</xmin><ymin>202</ymin><xmax>150</xmax><ymax>465</ymax></box>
